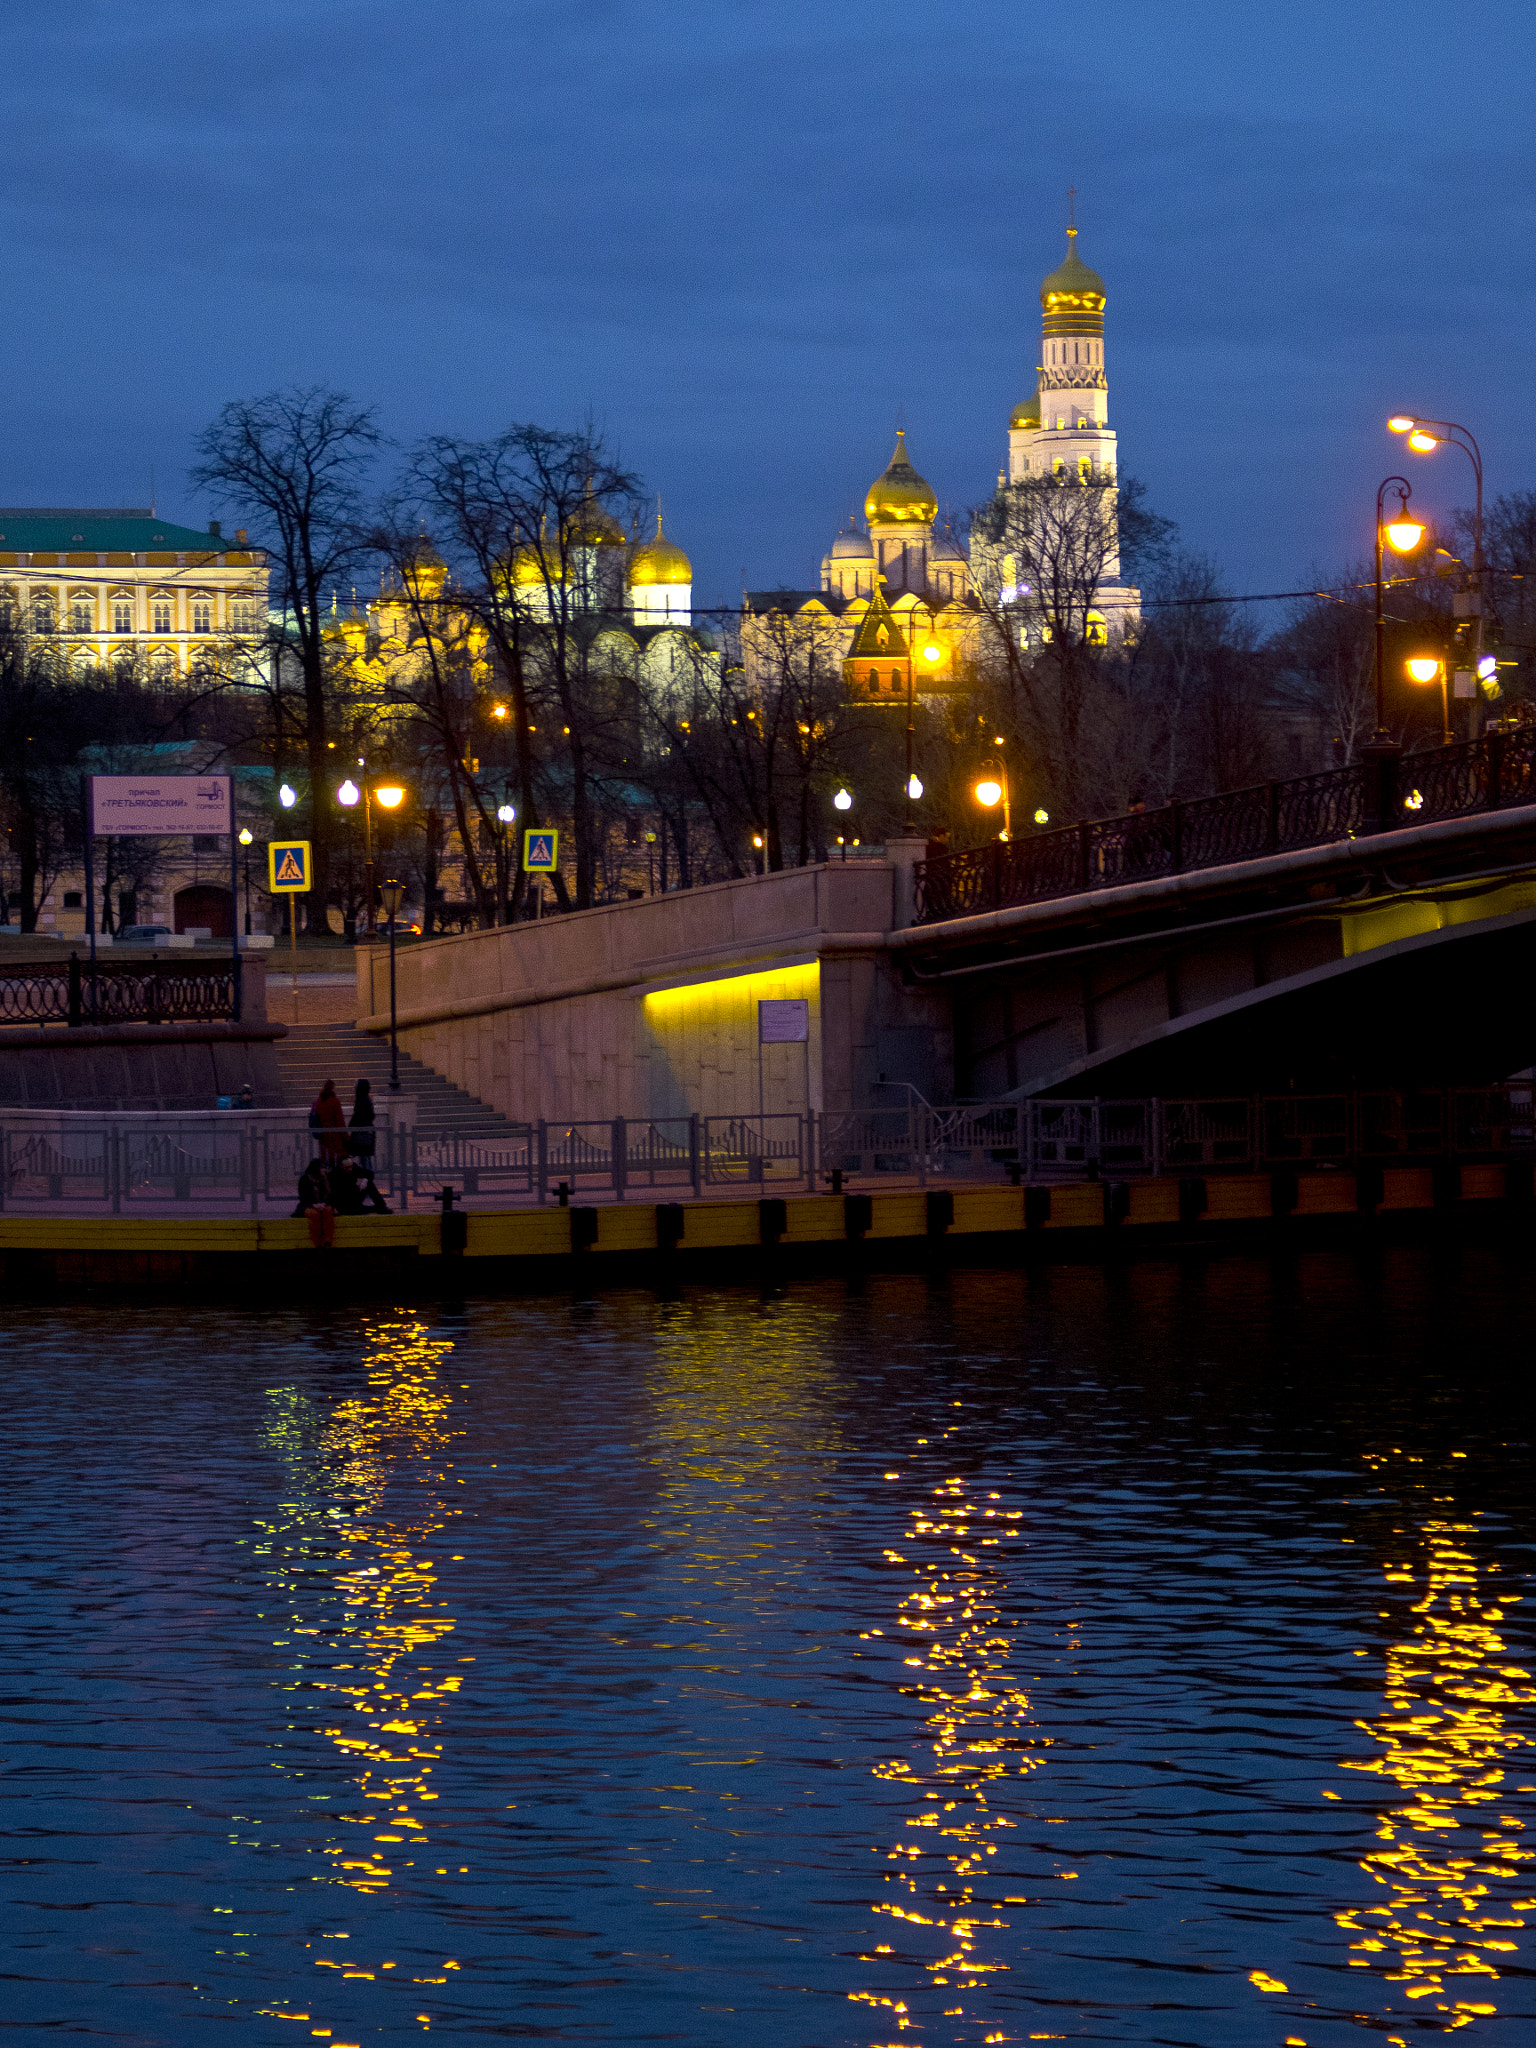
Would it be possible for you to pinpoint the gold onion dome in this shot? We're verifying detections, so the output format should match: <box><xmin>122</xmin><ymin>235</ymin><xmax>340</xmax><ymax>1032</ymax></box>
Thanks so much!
<box><xmin>568</xmin><ymin>491</ymin><xmax>626</xmax><ymax>547</ymax></box>
<box><xmin>508</xmin><ymin>540</ymin><xmax>563</xmax><ymax>586</ymax></box>
<box><xmin>1041</xmin><ymin>228</ymin><xmax>1106</xmax><ymax>312</ymax></box>
<box><xmin>1009</xmin><ymin>384</ymin><xmax>1041</xmax><ymax>430</ymax></box>
<box><xmin>629</xmin><ymin>513</ymin><xmax>692</xmax><ymax>586</ymax></box>
<box><xmin>864</xmin><ymin>431</ymin><xmax>938</xmax><ymax>526</ymax></box>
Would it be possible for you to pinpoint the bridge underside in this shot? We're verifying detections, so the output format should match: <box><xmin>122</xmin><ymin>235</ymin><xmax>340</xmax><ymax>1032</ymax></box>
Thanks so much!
<box><xmin>948</xmin><ymin>900</ymin><xmax>1536</xmax><ymax>1100</ymax></box>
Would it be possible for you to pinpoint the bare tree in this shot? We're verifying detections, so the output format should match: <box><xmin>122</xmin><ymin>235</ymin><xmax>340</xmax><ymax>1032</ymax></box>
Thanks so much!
<box><xmin>191</xmin><ymin>386</ymin><xmax>382</xmax><ymax>915</ymax></box>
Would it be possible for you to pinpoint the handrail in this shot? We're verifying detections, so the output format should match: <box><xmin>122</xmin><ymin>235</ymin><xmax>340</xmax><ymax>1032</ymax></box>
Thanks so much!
<box><xmin>913</xmin><ymin>727</ymin><xmax>1536</xmax><ymax>925</ymax></box>
<box><xmin>0</xmin><ymin>956</ymin><xmax>239</xmax><ymax>1027</ymax></box>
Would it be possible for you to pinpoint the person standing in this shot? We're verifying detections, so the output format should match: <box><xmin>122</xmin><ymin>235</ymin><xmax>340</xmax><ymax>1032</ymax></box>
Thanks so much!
<box><xmin>310</xmin><ymin>1078</ymin><xmax>347</xmax><ymax>1162</ymax></box>
<box><xmin>349</xmin><ymin>1078</ymin><xmax>376</xmax><ymax>1162</ymax></box>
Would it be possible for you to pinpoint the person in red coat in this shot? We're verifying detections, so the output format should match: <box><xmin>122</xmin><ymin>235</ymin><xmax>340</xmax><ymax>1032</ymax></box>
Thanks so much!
<box><xmin>310</xmin><ymin>1078</ymin><xmax>348</xmax><ymax>1161</ymax></box>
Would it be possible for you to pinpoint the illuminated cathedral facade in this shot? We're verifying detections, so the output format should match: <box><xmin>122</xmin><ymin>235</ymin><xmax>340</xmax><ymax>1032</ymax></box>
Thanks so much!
<box><xmin>746</xmin><ymin>222</ymin><xmax>1140</xmax><ymax>699</ymax></box>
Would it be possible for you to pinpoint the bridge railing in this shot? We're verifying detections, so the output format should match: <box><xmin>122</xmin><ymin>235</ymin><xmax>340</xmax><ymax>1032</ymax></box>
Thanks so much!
<box><xmin>0</xmin><ymin>954</ymin><xmax>240</xmax><ymax>1026</ymax></box>
<box><xmin>913</xmin><ymin>726</ymin><xmax>1536</xmax><ymax>925</ymax></box>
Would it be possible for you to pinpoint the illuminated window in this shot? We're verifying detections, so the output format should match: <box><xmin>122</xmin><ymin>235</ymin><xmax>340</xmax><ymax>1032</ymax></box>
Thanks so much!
<box><xmin>150</xmin><ymin>644</ymin><xmax>175</xmax><ymax>677</ymax></box>
<box><xmin>192</xmin><ymin>601</ymin><xmax>212</xmax><ymax>634</ymax></box>
<box><xmin>152</xmin><ymin>600</ymin><xmax>172</xmax><ymax>633</ymax></box>
<box><xmin>113</xmin><ymin>599</ymin><xmax>133</xmax><ymax>633</ymax></box>
<box><xmin>70</xmin><ymin>599</ymin><xmax>92</xmax><ymax>632</ymax></box>
<box><xmin>32</xmin><ymin>595</ymin><xmax>54</xmax><ymax>631</ymax></box>
<box><xmin>231</xmin><ymin>600</ymin><xmax>258</xmax><ymax>634</ymax></box>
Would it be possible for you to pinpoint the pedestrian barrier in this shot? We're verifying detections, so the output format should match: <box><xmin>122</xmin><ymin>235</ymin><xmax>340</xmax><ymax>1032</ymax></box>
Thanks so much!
<box><xmin>1</xmin><ymin>1087</ymin><xmax>1531</xmax><ymax>1213</ymax></box>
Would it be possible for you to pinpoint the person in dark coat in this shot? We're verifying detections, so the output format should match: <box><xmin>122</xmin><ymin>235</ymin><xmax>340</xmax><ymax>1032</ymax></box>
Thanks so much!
<box><xmin>349</xmin><ymin>1078</ymin><xmax>376</xmax><ymax>1161</ymax></box>
<box><xmin>329</xmin><ymin>1158</ymin><xmax>391</xmax><ymax>1214</ymax></box>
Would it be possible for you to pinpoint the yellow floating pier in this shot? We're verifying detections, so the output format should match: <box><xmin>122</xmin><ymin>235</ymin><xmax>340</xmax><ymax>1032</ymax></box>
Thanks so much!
<box><xmin>0</xmin><ymin>1162</ymin><xmax>1523</xmax><ymax>1292</ymax></box>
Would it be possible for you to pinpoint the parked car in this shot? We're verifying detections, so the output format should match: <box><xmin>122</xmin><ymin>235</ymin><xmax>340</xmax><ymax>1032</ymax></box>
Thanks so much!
<box><xmin>116</xmin><ymin>924</ymin><xmax>173</xmax><ymax>943</ymax></box>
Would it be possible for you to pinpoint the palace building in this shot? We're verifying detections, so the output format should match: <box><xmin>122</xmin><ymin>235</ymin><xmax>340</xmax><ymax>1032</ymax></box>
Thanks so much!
<box><xmin>746</xmin><ymin>220</ymin><xmax>1139</xmax><ymax>695</ymax></box>
<box><xmin>0</xmin><ymin>508</ymin><xmax>268</xmax><ymax>675</ymax></box>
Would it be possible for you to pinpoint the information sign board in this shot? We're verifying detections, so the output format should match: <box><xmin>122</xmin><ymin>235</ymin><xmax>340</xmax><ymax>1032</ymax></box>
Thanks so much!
<box><xmin>522</xmin><ymin>829</ymin><xmax>559</xmax><ymax>872</ymax></box>
<box><xmin>90</xmin><ymin>774</ymin><xmax>230</xmax><ymax>836</ymax></box>
<box><xmin>759</xmin><ymin>998</ymin><xmax>810</xmax><ymax>1044</ymax></box>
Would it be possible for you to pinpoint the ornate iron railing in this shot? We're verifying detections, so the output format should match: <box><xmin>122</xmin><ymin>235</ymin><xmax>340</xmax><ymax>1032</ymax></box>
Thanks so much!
<box><xmin>914</xmin><ymin>726</ymin><xmax>1536</xmax><ymax>924</ymax></box>
<box><xmin>0</xmin><ymin>955</ymin><xmax>240</xmax><ymax>1026</ymax></box>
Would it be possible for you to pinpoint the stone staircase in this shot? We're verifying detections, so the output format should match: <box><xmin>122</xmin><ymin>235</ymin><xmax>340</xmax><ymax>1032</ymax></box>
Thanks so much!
<box><xmin>273</xmin><ymin>1022</ymin><xmax>517</xmax><ymax>1140</ymax></box>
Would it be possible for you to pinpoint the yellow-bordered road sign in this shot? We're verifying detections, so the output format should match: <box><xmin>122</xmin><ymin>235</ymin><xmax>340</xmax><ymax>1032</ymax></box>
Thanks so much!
<box><xmin>269</xmin><ymin>840</ymin><xmax>311</xmax><ymax>891</ymax></box>
<box><xmin>522</xmin><ymin>828</ymin><xmax>559</xmax><ymax>873</ymax></box>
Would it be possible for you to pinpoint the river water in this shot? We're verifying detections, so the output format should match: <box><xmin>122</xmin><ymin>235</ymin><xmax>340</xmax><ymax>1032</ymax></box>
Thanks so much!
<box><xmin>5</xmin><ymin>1246</ymin><xmax>1534</xmax><ymax>2047</ymax></box>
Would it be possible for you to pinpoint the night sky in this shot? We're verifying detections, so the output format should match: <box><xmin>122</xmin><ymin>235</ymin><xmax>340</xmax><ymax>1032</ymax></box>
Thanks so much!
<box><xmin>2</xmin><ymin>0</ymin><xmax>1531</xmax><ymax>609</ymax></box>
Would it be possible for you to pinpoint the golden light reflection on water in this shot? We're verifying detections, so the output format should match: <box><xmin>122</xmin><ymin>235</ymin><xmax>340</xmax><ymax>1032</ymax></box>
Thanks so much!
<box><xmin>1333</xmin><ymin>1453</ymin><xmax>1534</xmax><ymax>2037</ymax></box>
<box><xmin>852</xmin><ymin>1439</ymin><xmax>1039</xmax><ymax>2040</ymax></box>
<box><xmin>250</xmin><ymin>1316</ymin><xmax>468</xmax><ymax>2034</ymax></box>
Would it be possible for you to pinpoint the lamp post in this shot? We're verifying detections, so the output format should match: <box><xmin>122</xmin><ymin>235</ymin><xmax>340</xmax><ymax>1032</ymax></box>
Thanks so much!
<box><xmin>833</xmin><ymin>785</ymin><xmax>852</xmax><ymax>862</ymax></box>
<box><xmin>1373</xmin><ymin>477</ymin><xmax>1427</xmax><ymax>737</ymax></box>
<box><xmin>1390</xmin><ymin>415</ymin><xmax>1484</xmax><ymax>726</ymax></box>
<box><xmin>496</xmin><ymin>800</ymin><xmax>516</xmax><ymax>921</ymax></box>
<box><xmin>974</xmin><ymin>736</ymin><xmax>1012</xmax><ymax>839</ymax></box>
<box><xmin>1407</xmin><ymin>656</ymin><xmax>1453</xmax><ymax>747</ymax></box>
<box><xmin>237</xmin><ymin>827</ymin><xmax>254</xmax><ymax>935</ymax></box>
<box><xmin>379</xmin><ymin>877</ymin><xmax>406</xmax><ymax>1093</ymax></box>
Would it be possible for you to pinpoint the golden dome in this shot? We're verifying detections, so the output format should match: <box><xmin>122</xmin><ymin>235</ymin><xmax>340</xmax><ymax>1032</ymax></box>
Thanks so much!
<box><xmin>508</xmin><ymin>536</ymin><xmax>565</xmax><ymax>587</ymax></box>
<box><xmin>568</xmin><ymin>490</ymin><xmax>626</xmax><ymax>547</ymax></box>
<box><xmin>1009</xmin><ymin>383</ymin><xmax>1041</xmax><ymax>431</ymax></box>
<box><xmin>1041</xmin><ymin>228</ymin><xmax>1106</xmax><ymax>315</ymax></box>
<box><xmin>864</xmin><ymin>431</ymin><xmax>938</xmax><ymax>527</ymax></box>
<box><xmin>629</xmin><ymin>513</ymin><xmax>692</xmax><ymax>586</ymax></box>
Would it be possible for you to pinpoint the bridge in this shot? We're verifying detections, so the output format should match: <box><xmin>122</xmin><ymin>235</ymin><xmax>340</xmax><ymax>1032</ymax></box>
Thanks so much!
<box><xmin>356</xmin><ymin>729</ymin><xmax>1536</xmax><ymax>1121</ymax></box>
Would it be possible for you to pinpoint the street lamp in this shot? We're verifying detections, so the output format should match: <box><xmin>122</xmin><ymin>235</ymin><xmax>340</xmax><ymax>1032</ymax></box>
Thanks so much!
<box><xmin>238</xmin><ymin>827</ymin><xmax>254</xmax><ymax>936</ymax></box>
<box><xmin>379</xmin><ymin>877</ymin><xmax>406</xmax><ymax>1094</ymax></box>
<box><xmin>832</xmin><ymin>786</ymin><xmax>852</xmax><ymax>862</ymax></box>
<box><xmin>974</xmin><ymin>735</ymin><xmax>1012</xmax><ymax>839</ymax></box>
<box><xmin>1406</xmin><ymin>655</ymin><xmax>1453</xmax><ymax>747</ymax></box>
<box><xmin>1390</xmin><ymin>414</ymin><xmax>1485</xmax><ymax>731</ymax></box>
<box><xmin>279</xmin><ymin>783</ymin><xmax>297</xmax><ymax>809</ymax></box>
<box><xmin>1373</xmin><ymin>477</ymin><xmax>1427</xmax><ymax>737</ymax></box>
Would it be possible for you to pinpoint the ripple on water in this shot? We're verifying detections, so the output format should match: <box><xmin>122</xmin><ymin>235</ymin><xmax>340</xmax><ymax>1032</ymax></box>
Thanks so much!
<box><xmin>2</xmin><ymin>1248</ymin><xmax>1533</xmax><ymax>2045</ymax></box>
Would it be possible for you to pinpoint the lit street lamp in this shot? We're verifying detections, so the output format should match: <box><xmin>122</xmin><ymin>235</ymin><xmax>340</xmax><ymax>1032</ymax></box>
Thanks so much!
<box><xmin>237</xmin><ymin>826</ymin><xmax>254</xmax><ymax>935</ymax></box>
<box><xmin>973</xmin><ymin>735</ymin><xmax>1012</xmax><ymax>839</ymax></box>
<box><xmin>1391</xmin><ymin>414</ymin><xmax>1485</xmax><ymax>726</ymax></box>
<box><xmin>380</xmin><ymin>877</ymin><xmax>407</xmax><ymax>1094</ymax></box>
<box><xmin>1406</xmin><ymin>656</ymin><xmax>1453</xmax><ymax>747</ymax></box>
<box><xmin>1373</xmin><ymin>477</ymin><xmax>1427</xmax><ymax>737</ymax></box>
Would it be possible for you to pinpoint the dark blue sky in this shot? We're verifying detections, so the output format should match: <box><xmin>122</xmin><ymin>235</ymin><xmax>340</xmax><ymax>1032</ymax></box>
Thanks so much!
<box><xmin>2</xmin><ymin>0</ymin><xmax>1531</xmax><ymax>609</ymax></box>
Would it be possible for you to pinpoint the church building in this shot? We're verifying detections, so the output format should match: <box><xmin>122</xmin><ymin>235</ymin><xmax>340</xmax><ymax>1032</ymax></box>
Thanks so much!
<box><xmin>745</xmin><ymin>219</ymin><xmax>1140</xmax><ymax>693</ymax></box>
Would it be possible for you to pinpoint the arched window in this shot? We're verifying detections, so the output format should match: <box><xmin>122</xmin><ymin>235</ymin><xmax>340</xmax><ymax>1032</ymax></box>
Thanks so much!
<box><xmin>70</xmin><ymin>596</ymin><xmax>93</xmax><ymax>633</ymax></box>
<box><xmin>151</xmin><ymin>597</ymin><xmax>172</xmax><ymax>634</ymax></box>
<box><xmin>0</xmin><ymin>585</ymin><xmax>15</xmax><ymax>628</ymax></box>
<box><xmin>231</xmin><ymin>599</ymin><xmax>259</xmax><ymax>635</ymax></box>
<box><xmin>113</xmin><ymin>598</ymin><xmax>133</xmax><ymax>634</ymax></box>
<box><xmin>150</xmin><ymin>644</ymin><xmax>176</xmax><ymax>678</ymax></box>
<box><xmin>866</xmin><ymin>669</ymin><xmax>878</xmax><ymax>691</ymax></box>
<box><xmin>876</xmin><ymin>624</ymin><xmax>889</xmax><ymax>649</ymax></box>
<box><xmin>32</xmin><ymin>594</ymin><xmax>54</xmax><ymax>632</ymax></box>
<box><xmin>192</xmin><ymin>600</ymin><xmax>212</xmax><ymax>634</ymax></box>
<box><xmin>890</xmin><ymin>669</ymin><xmax>901</xmax><ymax>690</ymax></box>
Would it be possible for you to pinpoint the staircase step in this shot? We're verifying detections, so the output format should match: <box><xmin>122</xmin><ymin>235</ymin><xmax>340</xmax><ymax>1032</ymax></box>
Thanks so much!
<box><xmin>274</xmin><ymin>1024</ymin><xmax>516</xmax><ymax>1139</ymax></box>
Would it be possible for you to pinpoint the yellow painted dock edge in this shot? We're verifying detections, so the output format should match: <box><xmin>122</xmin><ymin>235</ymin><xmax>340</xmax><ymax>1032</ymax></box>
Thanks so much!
<box><xmin>0</xmin><ymin>1163</ymin><xmax>1521</xmax><ymax>1267</ymax></box>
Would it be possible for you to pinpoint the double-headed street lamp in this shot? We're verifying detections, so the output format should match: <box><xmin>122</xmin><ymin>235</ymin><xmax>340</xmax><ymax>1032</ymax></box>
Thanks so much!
<box><xmin>1390</xmin><ymin>414</ymin><xmax>1485</xmax><ymax>724</ymax></box>
<box><xmin>337</xmin><ymin>767</ymin><xmax>406</xmax><ymax>936</ymax></box>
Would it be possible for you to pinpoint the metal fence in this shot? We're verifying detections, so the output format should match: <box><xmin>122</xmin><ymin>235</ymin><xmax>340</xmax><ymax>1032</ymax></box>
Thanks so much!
<box><xmin>0</xmin><ymin>955</ymin><xmax>240</xmax><ymax>1025</ymax></box>
<box><xmin>2</xmin><ymin>1088</ymin><xmax>1530</xmax><ymax>1213</ymax></box>
<box><xmin>913</xmin><ymin>725</ymin><xmax>1536</xmax><ymax>925</ymax></box>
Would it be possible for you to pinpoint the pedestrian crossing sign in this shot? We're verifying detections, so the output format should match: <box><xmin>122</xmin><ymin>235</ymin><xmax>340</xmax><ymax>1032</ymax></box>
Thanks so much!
<box><xmin>269</xmin><ymin>840</ymin><xmax>311</xmax><ymax>892</ymax></box>
<box><xmin>522</xmin><ymin>828</ymin><xmax>559</xmax><ymax>873</ymax></box>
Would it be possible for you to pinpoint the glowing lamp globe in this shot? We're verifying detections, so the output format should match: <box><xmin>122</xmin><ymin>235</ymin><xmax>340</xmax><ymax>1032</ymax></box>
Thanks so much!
<box><xmin>1034</xmin><ymin>808</ymin><xmax>1050</xmax><ymax>825</ymax></box>
<box><xmin>1385</xmin><ymin>513</ymin><xmax>1426</xmax><ymax>553</ymax></box>
<box><xmin>337</xmin><ymin>779</ymin><xmax>360</xmax><ymax>806</ymax></box>
<box><xmin>278</xmin><ymin>784</ymin><xmax>297</xmax><ymax>809</ymax></box>
<box><xmin>238</xmin><ymin>827</ymin><xmax>253</xmax><ymax>845</ymax></box>
<box><xmin>1406</xmin><ymin>657</ymin><xmax>1440</xmax><ymax>683</ymax></box>
<box><xmin>975</xmin><ymin>779</ymin><xmax>1004</xmax><ymax>808</ymax></box>
<box><xmin>921</xmin><ymin>643</ymin><xmax>942</xmax><ymax>664</ymax></box>
<box><xmin>496</xmin><ymin>803</ymin><xmax>516</xmax><ymax>824</ymax></box>
<box><xmin>833</xmin><ymin>787</ymin><xmax>853</xmax><ymax>812</ymax></box>
<box><xmin>906</xmin><ymin>774</ymin><xmax>924</xmax><ymax>800</ymax></box>
<box><xmin>1387</xmin><ymin>416</ymin><xmax>1415</xmax><ymax>434</ymax></box>
<box><xmin>374</xmin><ymin>784</ymin><xmax>405</xmax><ymax>809</ymax></box>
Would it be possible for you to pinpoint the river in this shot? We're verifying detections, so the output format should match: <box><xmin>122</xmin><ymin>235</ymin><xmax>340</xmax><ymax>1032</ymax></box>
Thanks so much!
<box><xmin>5</xmin><ymin>1244</ymin><xmax>1534</xmax><ymax>2045</ymax></box>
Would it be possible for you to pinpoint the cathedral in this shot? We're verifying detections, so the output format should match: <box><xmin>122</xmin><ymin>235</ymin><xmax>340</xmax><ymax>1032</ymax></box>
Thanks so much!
<box><xmin>746</xmin><ymin>220</ymin><xmax>1140</xmax><ymax>700</ymax></box>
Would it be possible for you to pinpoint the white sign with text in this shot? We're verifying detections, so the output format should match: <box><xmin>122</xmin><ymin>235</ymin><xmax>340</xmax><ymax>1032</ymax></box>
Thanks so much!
<box><xmin>759</xmin><ymin>998</ymin><xmax>810</xmax><ymax>1044</ymax></box>
<box><xmin>90</xmin><ymin>775</ymin><xmax>231</xmax><ymax>836</ymax></box>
